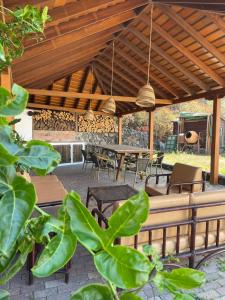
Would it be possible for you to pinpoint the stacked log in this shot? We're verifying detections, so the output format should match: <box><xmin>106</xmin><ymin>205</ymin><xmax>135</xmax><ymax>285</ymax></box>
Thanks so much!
<box><xmin>33</xmin><ymin>110</ymin><xmax>76</xmax><ymax>131</ymax></box>
<box><xmin>78</xmin><ymin>115</ymin><xmax>115</xmax><ymax>133</ymax></box>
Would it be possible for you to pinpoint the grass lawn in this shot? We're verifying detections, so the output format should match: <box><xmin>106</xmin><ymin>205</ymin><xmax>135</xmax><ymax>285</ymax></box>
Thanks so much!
<box><xmin>164</xmin><ymin>152</ymin><xmax>225</xmax><ymax>175</ymax></box>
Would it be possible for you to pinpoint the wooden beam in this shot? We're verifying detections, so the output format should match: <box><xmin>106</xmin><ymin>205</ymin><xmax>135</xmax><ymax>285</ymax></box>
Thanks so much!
<box><xmin>210</xmin><ymin>97</ymin><xmax>221</xmax><ymax>184</ymax></box>
<box><xmin>74</xmin><ymin>67</ymin><xmax>90</xmax><ymax>108</ymax></box>
<box><xmin>61</xmin><ymin>75</ymin><xmax>72</xmax><ymax>106</ymax></box>
<box><xmin>27</xmin><ymin>88</ymin><xmax>174</xmax><ymax>105</ymax></box>
<box><xmin>27</xmin><ymin>103</ymin><xmax>114</xmax><ymax>116</ymax></box>
<box><xmin>175</xmin><ymin>87</ymin><xmax>225</xmax><ymax>103</ymax></box>
<box><xmin>142</xmin><ymin>16</ymin><xmax>225</xmax><ymax>87</ymax></box>
<box><xmin>128</xmin><ymin>26</ymin><xmax>209</xmax><ymax>91</ymax></box>
<box><xmin>46</xmin><ymin>84</ymin><xmax>53</xmax><ymax>105</ymax></box>
<box><xmin>118</xmin><ymin>116</ymin><xmax>122</xmax><ymax>144</ymax></box>
<box><xmin>162</xmin><ymin>5</ymin><xmax>225</xmax><ymax>66</ymax></box>
<box><xmin>148</xmin><ymin>111</ymin><xmax>154</xmax><ymax>158</ymax></box>
<box><xmin>206</xmin><ymin>13</ymin><xmax>225</xmax><ymax>35</ymax></box>
<box><xmin>85</xmin><ymin>77</ymin><xmax>98</xmax><ymax>110</ymax></box>
<box><xmin>113</xmin><ymin>46</ymin><xmax>179</xmax><ymax>97</ymax></box>
<box><xmin>117</xmin><ymin>37</ymin><xmax>193</xmax><ymax>95</ymax></box>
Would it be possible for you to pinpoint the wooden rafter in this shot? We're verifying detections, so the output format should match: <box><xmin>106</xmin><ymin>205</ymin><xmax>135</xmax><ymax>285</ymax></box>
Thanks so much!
<box><xmin>74</xmin><ymin>67</ymin><xmax>90</xmax><ymax>108</ymax></box>
<box><xmin>60</xmin><ymin>75</ymin><xmax>72</xmax><ymax>107</ymax></box>
<box><xmin>117</xmin><ymin>36</ymin><xmax>193</xmax><ymax>95</ymax></box>
<box><xmin>162</xmin><ymin>5</ymin><xmax>225</xmax><ymax>66</ymax></box>
<box><xmin>113</xmin><ymin>46</ymin><xmax>179</xmax><ymax>97</ymax></box>
<box><xmin>46</xmin><ymin>84</ymin><xmax>53</xmax><ymax>105</ymax></box>
<box><xmin>85</xmin><ymin>77</ymin><xmax>98</xmax><ymax>110</ymax></box>
<box><xmin>128</xmin><ymin>26</ymin><xmax>209</xmax><ymax>91</ymax></box>
<box><xmin>206</xmin><ymin>13</ymin><xmax>225</xmax><ymax>35</ymax></box>
<box><xmin>141</xmin><ymin>15</ymin><xmax>225</xmax><ymax>87</ymax></box>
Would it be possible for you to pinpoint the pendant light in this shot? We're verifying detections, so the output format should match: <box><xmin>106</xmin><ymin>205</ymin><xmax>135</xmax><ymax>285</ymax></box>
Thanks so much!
<box><xmin>84</xmin><ymin>65</ymin><xmax>95</xmax><ymax>121</ymax></box>
<box><xmin>136</xmin><ymin>2</ymin><xmax>155</xmax><ymax>108</ymax></box>
<box><xmin>101</xmin><ymin>41</ymin><xmax>116</xmax><ymax>114</ymax></box>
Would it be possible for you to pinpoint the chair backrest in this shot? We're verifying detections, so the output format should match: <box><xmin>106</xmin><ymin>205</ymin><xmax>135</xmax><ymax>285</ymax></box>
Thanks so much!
<box><xmin>136</xmin><ymin>158</ymin><xmax>150</xmax><ymax>172</ymax></box>
<box><xmin>170</xmin><ymin>163</ymin><xmax>203</xmax><ymax>192</ymax></box>
<box><xmin>156</xmin><ymin>152</ymin><xmax>164</xmax><ymax>165</ymax></box>
<box><xmin>90</xmin><ymin>153</ymin><xmax>99</xmax><ymax>167</ymax></box>
<box><xmin>81</xmin><ymin>149</ymin><xmax>88</xmax><ymax>160</ymax></box>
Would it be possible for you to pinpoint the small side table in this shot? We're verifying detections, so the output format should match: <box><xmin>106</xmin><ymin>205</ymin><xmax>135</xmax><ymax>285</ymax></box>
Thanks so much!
<box><xmin>86</xmin><ymin>184</ymin><xmax>138</xmax><ymax>223</ymax></box>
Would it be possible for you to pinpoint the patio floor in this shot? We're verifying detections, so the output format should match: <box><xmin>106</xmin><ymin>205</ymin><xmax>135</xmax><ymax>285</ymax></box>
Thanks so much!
<box><xmin>5</xmin><ymin>164</ymin><xmax>225</xmax><ymax>300</ymax></box>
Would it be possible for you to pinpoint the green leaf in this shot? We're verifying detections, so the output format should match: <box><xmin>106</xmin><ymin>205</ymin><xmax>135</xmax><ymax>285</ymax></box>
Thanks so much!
<box><xmin>0</xmin><ymin>289</ymin><xmax>9</xmax><ymax>300</ymax></box>
<box><xmin>0</xmin><ymin>43</ymin><xmax>6</xmax><ymax>62</ymax></box>
<box><xmin>94</xmin><ymin>245</ymin><xmax>152</xmax><ymax>289</ymax></box>
<box><xmin>106</xmin><ymin>190</ymin><xmax>149</xmax><ymax>244</ymax></box>
<box><xmin>0</xmin><ymin>125</ymin><xmax>21</xmax><ymax>155</ymax></box>
<box><xmin>17</xmin><ymin>140</ymin><xmax>61</xmax><ymax>175</ymax></box>
<box><xmin>0</xmin><ymin>144</ymin><xmax>18</xmax><ymax>166</ymax></box>
<box><xmin>120</xmin><ymin>293</ymin><xmax>143</xmax><ymax>300</ymax></box>
<box><xmin>0</xmin><ymin>118</ymin><xmax>8</xmax><ymax>125</ymax></box>
<box><xmin>32</xmin><ymin>212</ymin><xmax>77</xmax><ymax>277</ymax></box>
<box><xmin>156</xmin><ymin>268</ymin><xmax>205</xmax><ymax>290</ymax></box>
<box><xmin>0</xmin><ymin>84</ymin><xmax>28</xmax><ymax>116</ymax></box>
<box><xmin>0</xmin><ymin>87</ymin><xmax>10</xmax><ymax>111</ymax></box>
<box><xmin>0</xmin><ymin>175</ymin><xmax>36</xmax><ymax>256</ymax></box>
<box><xmin>65</xmin><ymin>191</ymin><xmax>107</xmax><ymax>252</ymax></box>
<box><xmin>42</xmin><ymin>7</ymin><xmax>49</xmax><ymax>23</ymax></box>
<box><xmin>174</xmin><ymin>294</ymin><xmax>195</xmax><ymax>300</ymax></box>
<box><xmin>0</xmin><ymin>237</ymin><xmax>33</xmax><ymax>285</ymax></box>
<box><xmin>70</xmin><ymin>284</ymin><xmax>114</xmax><ymax>300</ymax></box>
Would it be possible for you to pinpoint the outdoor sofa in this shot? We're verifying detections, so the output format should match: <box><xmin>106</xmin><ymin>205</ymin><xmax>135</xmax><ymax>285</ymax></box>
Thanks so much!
<box><xmin>145</xmin><ymin>162</ymin><xmax>206</xmax><ymax>196</ymax></box>
<box><xmin>94</xmin><ymin>190</ymin><xmax>225</xmax><ymax>269</ymax></box>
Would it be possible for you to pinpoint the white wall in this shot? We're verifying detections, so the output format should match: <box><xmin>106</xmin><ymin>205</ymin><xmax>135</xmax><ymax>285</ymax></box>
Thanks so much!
<box><xmin>15</xmin><ymin>109</ymin><xmax>33</xmax><ymax>141</ymax></box>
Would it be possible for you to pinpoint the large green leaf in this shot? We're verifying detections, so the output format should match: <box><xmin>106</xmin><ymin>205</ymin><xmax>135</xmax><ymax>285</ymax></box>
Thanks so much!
<box><xmin>94</xmin><ymin>245</ymin><xmax>153</xmax><ymax>289</ymax></box>
<box><xmin>70</xmin><ymin>284</ymin><xmax>114</xmax><ymax>300</ymax></box>
<box><xmin>0</xmin><ymin>290</ymin><xmax>9</xmax><ymax>300</ymax></box>
<box><xmin>65</xmin><ymin>191</ymin><xmax>107</xmax><ymax>252</ymax></box>
<box><xmin>17</xmin><ymin>140</ymin><xmax>61</xmax><ymax>175</ymax></box>
<box><xmin>0</xmin><ymin>88</ymin><xmax>9</xmax><ymax>111</ymax></box>
<box><xmin>154</xmin><ymin>268</ymin><xmax>205</xmax><ymax>290</ymax></box>
<box><xmin>0</xmin><ymin>237</ymin><xmax>33</xmax><ymax>285</ymax></box>
<box><xmin>0</xmin><ymin>125</ymin><xmax>21</xmax><ymax>155</ymax></box>
<box><xmin>0</xmin><ymin>144</ymin><xmax>18</xmax><ymax>166</ymax></box>
<box><xmin>0</xmin><ymin>84</ymin><xmax>28</xmax><ymax>116</ymax></box>
<box><xmin>0</xmin><ymin>175</ymin><xmax>36</xmax><ymax>256</ymax></box>
<box><xmin>120</xmin><ymin>293</ymin><xmax>143</xmax><ymax>300</ymax></box>
<box><xmin>106</xmin><ymin>190</ymin><xmax>149</xmax><ymax>245</ymax></box>
<box><xmin>32</xmin><ymin>212</ymin><xmax>76</xmax><ymax>277</ymax></box>
<box><xmin>0</xmin><ymin>43</ymin><xmax>6</xmax><ymax>62</ymax></box>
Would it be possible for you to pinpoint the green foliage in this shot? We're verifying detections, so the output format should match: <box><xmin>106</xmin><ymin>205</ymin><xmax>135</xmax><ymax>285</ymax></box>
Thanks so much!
<box><xmin>0</xmin><ymin>5</ymin><xmax>50</xmax><ymax>71</ymax></box>
<box><xmin>70</xmin><ymin>284</ymin><xmax>114</xmax><ymax>300</ymax></box>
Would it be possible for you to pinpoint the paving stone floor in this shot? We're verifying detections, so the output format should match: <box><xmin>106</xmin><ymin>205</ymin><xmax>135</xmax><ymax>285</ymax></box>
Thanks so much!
<box><xmin>5</xmin><ymin>164</ymin><xmax>225</xmax><ymax>300</ymax></box>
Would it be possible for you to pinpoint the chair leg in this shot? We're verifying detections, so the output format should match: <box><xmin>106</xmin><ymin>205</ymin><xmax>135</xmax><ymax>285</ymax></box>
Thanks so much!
<box><xmin>82</xmin><ymin>161</ymin><xmax>85</xmax><ymax>170</ymax></box>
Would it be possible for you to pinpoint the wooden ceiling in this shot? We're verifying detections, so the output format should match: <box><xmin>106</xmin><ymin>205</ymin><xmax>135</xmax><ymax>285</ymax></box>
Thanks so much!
<box><xmin>5</xmin><ymin>0</ymin><xmax>225</xmax><ymax>115</ymax></box>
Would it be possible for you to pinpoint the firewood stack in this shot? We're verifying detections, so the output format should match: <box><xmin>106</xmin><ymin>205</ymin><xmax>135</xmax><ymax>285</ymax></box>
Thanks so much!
<box><xmin>33</xmin><ymin>110</ymin><xmax>76</xmax><ymax>131</ymax></box>
<box><xmin>78</xmin><ymin>115</ymin><xmax>115</xmax><ymax>133</ymax></box>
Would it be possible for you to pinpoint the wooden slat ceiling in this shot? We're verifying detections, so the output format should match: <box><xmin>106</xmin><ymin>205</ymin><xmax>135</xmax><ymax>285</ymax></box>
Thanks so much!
<box><xmin>5</xmin><ymin>0</ymin><xmax>225</xmax><ymax>115</ymax></box>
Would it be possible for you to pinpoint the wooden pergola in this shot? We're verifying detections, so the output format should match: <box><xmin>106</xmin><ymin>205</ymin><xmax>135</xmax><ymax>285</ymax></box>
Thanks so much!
<box><xmin>2</xmin><ymin>0</ymin><xmax>225</xmax><ymax>184</ymax></box>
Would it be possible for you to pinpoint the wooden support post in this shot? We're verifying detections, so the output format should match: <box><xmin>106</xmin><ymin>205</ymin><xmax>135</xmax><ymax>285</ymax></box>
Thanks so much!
<box><xmin>210</xmin><ymin>97</ymin><xmax>221</xmax><ymax>184</ymax></box>
<box><xmin>148</xmin><ymin>111</ymin><xmax>154</xmax><ymax>158</ymax></box>
<box><xmin>118</xmin><ymin>116</ymin><xmax>122</xmax><ymax>145</ymax></box>
<box><xmin>1</xmin><ymin>69</ymin><xmax>12</xmax><ymax>90</ymax></box>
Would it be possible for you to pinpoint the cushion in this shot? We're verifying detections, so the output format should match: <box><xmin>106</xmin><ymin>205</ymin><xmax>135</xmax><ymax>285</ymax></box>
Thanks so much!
<box><xmin>145</xmin><ymin>184</ymin><xmax>182</xmax><ymax>196</ymax></box>
<box><xmin>190</xmin><ymin>190</ymin><xmax>225</xmax><ymax>233</ymax></box>
<box><xmin>33</xmin><ymin>180</ymin><xmax>67</xmax><ymax>204</ymax></box>
<box><xmin>170</xmin><ymin>163</ymin><xmax>202</xmax><ymax>192</ymax></box>
<box><xmin>31</xmin><ymin>175</ymin><xmax>59</xmax><ymax>183</ymax></box>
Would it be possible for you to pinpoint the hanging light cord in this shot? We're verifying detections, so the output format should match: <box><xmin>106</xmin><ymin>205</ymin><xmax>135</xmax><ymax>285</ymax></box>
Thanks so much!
<box><xmin>147</xmin><ymin>1</ymin><xmax>154</xmax><ymax>84</ymax></box>
<box><xmin>89</xmin><ymin>64</ymin><xmax>94</xmax><ymax>110</ymax></box>
<box><xmin>111</xmin><ymin>40</ymin><xmax>115</xmax><ymax>96</ymax></box>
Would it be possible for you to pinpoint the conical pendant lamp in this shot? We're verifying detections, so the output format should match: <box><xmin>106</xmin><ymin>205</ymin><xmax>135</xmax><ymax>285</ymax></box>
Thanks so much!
<box><xmin>136</xmin><ymin>2</ymin><xmax>155</xmax><ymax>108</ymax></box>
<box><xmin>101</xmin><ymin>41</ymin><xmax>116</xmax><ymax>114</ymax></box>
<box><xmin>84</xmin><ymin>65</ymin><xmax>95</xmax><ymax>121</ymax></box>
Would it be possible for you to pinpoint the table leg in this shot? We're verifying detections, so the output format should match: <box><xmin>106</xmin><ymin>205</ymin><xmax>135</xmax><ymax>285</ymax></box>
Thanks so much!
<box><xmin>86</xmin><ymin>188</ymin><xmax>90</xmax><ymax>208</ymax></box>
<box><xmin>97</xmin><ymin>200</ymin><xmax>103</xmax><ymax>226</ymax></box>
<box><xmin>116</xmin><ymin>154</ymin><xmax>125</xmax><ymax>182</ymax></box>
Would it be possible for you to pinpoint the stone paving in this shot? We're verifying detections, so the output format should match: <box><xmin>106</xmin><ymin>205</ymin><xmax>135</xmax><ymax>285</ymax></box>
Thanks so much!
<box><xmin>4</xmin><ymin>164</ymin><xmax>225</xmax><ymax>300</ymax></box>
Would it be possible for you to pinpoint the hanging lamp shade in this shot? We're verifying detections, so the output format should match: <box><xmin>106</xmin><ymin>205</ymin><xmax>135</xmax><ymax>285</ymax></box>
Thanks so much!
<box><xmin>84</xmin><ymin>108</ymin><xmax>95</xmax><ymax>121</ymax></box>
<box><xmin>136</xmin><ymin>83</ymin><xmax>155</xmax><ymax>107</ymax></box>
<box><xmin>101</xmin><ymin>97</ymin><xmax>116</xmax><ymax>114</ymax></box>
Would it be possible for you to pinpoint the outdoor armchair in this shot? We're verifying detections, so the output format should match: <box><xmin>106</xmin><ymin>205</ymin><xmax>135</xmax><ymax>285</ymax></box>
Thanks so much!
<box><xmin>124</xmin><ymin>157</ymin><xmax>150</xmax><ymax>186</ymax></box>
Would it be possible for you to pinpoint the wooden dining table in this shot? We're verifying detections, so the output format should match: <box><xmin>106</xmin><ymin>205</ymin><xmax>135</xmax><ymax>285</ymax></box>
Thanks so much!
<box><xmin>93</xmin><ymin>144</ymin><xmax>151</xmax><ymax>181</ymax></box>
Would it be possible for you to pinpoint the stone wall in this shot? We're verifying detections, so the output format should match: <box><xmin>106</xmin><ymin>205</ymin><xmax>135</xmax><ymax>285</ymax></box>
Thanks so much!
<box><xmin>33</xmin><ymin>128</ymin><xmax>148</xmax><ymax>146</ymax></box>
